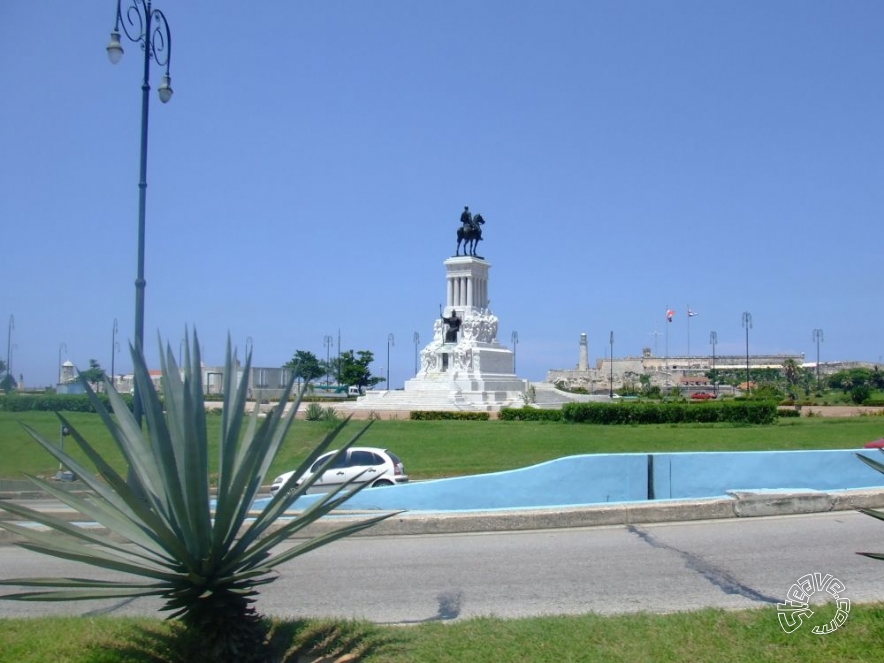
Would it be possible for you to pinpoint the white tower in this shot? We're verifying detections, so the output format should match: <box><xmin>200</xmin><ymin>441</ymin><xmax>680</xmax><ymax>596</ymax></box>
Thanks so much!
<box><xmin>579</xmin><ymin>333</ymin><xmax>589</xmax><ymax>371</ymax></box>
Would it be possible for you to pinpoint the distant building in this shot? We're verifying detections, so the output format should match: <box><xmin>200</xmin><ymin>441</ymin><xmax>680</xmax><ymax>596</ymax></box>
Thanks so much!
<box><xmin>545</xmin><ymin>334</ymin><xmax>869</xmax><ymax>393</ymax></box>
<box><xmin>113</xmin><ymin>363</ymin><xmax>296</xmax><ymax>400</ymax></box>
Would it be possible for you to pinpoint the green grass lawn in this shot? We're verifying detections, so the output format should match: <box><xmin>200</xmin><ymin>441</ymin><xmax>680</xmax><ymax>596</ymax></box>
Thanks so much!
<box><xmin>3</xmin><ymin>412</ymin><xmax>884</xmax><ymax>661</ymax></box>
<box><xmin>2</xmin><ymin>604</ymin><xmax>884</xmax><ymax>663</ymax></box>
<box><xmin>2</xmin><ymin>412</ymin><xmax>884</xmax><ymax>482</ymax></box>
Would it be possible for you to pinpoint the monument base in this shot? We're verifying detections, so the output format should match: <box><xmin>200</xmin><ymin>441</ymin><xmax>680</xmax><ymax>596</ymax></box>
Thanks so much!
<box><xmin>349</xmin><ymin>255</ymin><xmax>526</xmax><ymax>412</ymax></box>
<box><xmin>352</xmin><ymin>339</ymin><xmax>527</xmax><ymax>412</ymax></box>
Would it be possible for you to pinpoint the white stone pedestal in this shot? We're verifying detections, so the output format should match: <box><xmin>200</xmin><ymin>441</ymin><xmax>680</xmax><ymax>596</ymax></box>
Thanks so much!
<box><xmin>353</xmin><ymin>256</ymin><xmax>527</xmax><ymax>412</ymax></box>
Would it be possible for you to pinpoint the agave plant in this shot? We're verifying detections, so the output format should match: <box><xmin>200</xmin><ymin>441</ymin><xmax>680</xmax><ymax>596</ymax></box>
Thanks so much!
<box><xmin>0</xmin><ymin>333</ymin><xmax>397</xmax><ymax>663</ymax></box>
<box><xmin>856</xmin><ymin>449</ymin><xmax>884</xmax><ymax>562</ymax></box>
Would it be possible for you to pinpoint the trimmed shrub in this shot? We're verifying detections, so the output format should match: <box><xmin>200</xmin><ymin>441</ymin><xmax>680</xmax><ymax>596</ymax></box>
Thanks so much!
<box><xmin>409</xmin><ymin>411</ymin><xmax>490</xmax><ymax>421</ymax></box>
<box><xmin>561</xmin><ymin>400</ymin><xmax>778</xmax><ymax>425</ymax></box>
<box><xmin>498</xmin><ymin>408</ymin><xmax>564</xmax><ymax>422</ymax></box>
<box><xmin>0</xmin><ymin>393</ymin><xmax>133</xmax><ymax>413</ymax></box>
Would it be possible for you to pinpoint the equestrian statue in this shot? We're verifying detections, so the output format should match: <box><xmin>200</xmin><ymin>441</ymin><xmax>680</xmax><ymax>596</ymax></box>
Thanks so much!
<box><xmin>456</xmin><ymin>205</ymin><xmax>486</xmax><ymax>257</ymax></box>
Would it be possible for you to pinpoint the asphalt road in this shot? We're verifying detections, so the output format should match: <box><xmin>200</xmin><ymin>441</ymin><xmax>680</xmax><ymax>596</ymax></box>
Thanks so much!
<box><xmin>2</xmin><ymin>511</ymin><xmax>884</xmax><ymax>623</ymax></box>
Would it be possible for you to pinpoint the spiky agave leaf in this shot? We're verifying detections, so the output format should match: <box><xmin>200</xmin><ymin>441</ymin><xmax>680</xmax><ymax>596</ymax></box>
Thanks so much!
<box><xmin>0</xmin><ymin>331</ymin><xmax>400</xmax><ymax>659</ymax></box>
<box><xmin>856</xmin><ymin>449</ymin><xmax>884</xmax><ymax>561</ymax></box>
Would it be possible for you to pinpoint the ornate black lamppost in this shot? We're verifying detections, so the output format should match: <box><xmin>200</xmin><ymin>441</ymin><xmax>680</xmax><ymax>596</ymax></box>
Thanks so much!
<box><xmin>742</xmin><ymin>312</ymin><xmax>753</xmax><ymax>395</ymax></box>
<box><xmin>813</xmin><ymin>328</ymin><xmax>824</xmax><ymax>393</ymax></box>
<box><xmin>107</xmin><ymin>0</ymin><xmax>173</xmax><ymax>426</ymax></box>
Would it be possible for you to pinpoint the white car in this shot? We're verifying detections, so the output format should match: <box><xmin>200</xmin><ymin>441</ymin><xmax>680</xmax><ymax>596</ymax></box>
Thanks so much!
<box><xmin>270</xmin><ymin>447</ymin><xmax>408</xmax><ymax>496</ymax></box>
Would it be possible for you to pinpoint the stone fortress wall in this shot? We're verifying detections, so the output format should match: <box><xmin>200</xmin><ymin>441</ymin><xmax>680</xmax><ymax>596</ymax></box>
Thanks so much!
<box><xmin>547</xmin><ymin>336</ymin><xmax>875</xmax><ymax>393</ymax></box>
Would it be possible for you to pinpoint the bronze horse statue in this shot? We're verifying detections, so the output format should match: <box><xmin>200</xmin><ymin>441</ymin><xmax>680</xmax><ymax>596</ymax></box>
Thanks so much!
<box><xmin>456</xmin><ymin>214</ymin><xmax>485</xmax><ymax>257</ymax></box>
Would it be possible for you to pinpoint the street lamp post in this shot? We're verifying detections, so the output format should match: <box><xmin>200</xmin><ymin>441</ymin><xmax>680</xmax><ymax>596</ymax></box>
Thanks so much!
<box><xmin>58</xmin><ymin>343</ymin><xmax>68</xmax><ymax>384</ymax></box>
<box><xmin>111</xmin><ymin>319</ymin><xmax>119</xmax><ymax>387</ymax></box>
<box><xmin>323</xmin><ymin>335</ymin><xmax>333</xmax><ymax>387</ymax></box>
<box><xmin>511</xmin><ymin>331</ymin><xmax>519</xmax><ymax>373</ymax></box>
<box><xmin>58</xmin><ymin>342</ymin><xmax>68</xmax><ymax>385</ymax></box>
<box><xmin>5</xmin><ymin>314</ymin><xmax>13</xmax><ymax>382</ymax></box>
<box><xmin>386</xmin><ymin>334</ymin><xmax>395</xmax><ymax>390</ymax></box>
<box><xmin>107</xmin><ymin>0</ymin><xmax>173</xmax><ymax>428</ymax></box>
<box><xmin>609</xmin><ymin>331</ymin><xmax>614</xmax><ymax>398</ymax></box>
<box><xmin>813</xmin><ymin>328</ymin><xmax>824</xmax><ymax>393</ymax></box>
<box><xmin>709</xmin><ymin>331</ymin><xmax>717</xmax><ymax>396</ymax></box>
<box><xmin>742</xmin><ymin>312</ymin><xmax>753</xmax><ymax>396</ymax></box>
<box><xmin>413</xmin><ymin>331</ymin><xmax>420</xmax><ymax>375</ymax></box>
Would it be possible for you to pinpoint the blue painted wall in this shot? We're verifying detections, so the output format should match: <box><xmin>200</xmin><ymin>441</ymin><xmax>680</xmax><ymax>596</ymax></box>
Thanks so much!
<box><xmin>259</xmin><ymin>449</ymin><xmax>884</xmax><ymax>513</ymax></box>
<box><xmin>336</xmin><ymin>453</ymin><xmax>648</xmax><ymax>511</ymax></box>
<box><xmin>652</xmin><ymin>450</ymin><xmax>884</xmax><ymax>499</ymax></box>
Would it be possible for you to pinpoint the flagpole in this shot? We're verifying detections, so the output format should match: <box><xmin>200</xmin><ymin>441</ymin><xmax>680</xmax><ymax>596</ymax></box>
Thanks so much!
<box><xmin>687</xmin><ymin>304</ymin><xmax>691</xmax><ymax>358</ymax></box>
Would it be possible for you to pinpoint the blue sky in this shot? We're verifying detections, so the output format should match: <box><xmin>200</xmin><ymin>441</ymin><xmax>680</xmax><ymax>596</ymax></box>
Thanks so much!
<box><xmin>2</xmin><ymin>1</ymin><xmax>883</xmax><ymax>389</ymax></box>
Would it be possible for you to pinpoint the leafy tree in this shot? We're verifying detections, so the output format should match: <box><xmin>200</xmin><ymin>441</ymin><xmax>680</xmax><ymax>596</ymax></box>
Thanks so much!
<box><xmin>0</xmin><ymin>372</ymin><xmax>16</xmax><ymax>392</ymax></box>
<box><xmin>337</xmin><ymin>349</ymin><xmax>383</xmax><ymax>390</ymax></box>
<box><xmin>708</xmin><ymin>368</ymin><xmax>780</xmax><ymax>389</ymax></box>
<box><xmin>78</xmin><ymin>359</ymin><xmax>106</xmax><ymax>388</ymax></box>
<box><xmin>0</xmin><ymin>358</ymin><xmax>12</xmax><ymax>391</ymax></box>
<box><xmin>323</xmin><ymin>356</ymin><xmax>342</xmax><ymax>385</ymax></box>
<box><xmin>749</xmin><ymin>384</ymin><xmax>783</xmax><ymax>401</ymax></box>
<box><xmin>873</xmin><ymin>367</ymin><xmax>884</xmax><ymax>390</ymax></box>
<box><xmin>0</xmin><ymin>334</ymin><xmax>395</xmax><ymax>663</ymax></box>
<box><xmin>782</xmin><ymin>359</ymin><xmax>800</xmax><ymax>399</ymax></box>
<box><xmin>829</xmin><ymin>368</ymin><xmax>875</xmax><ymax>394</ymax></box>
<box><xmin>283</xmin><ymin>350</ymin><xmax>324</xmax><ymax>383</ymax></box>
<box><xmin>851</xmin><ymin>384</ymin><xmax>871</xmax><ymax>405</ymax></box>
<box><xmin>621</xmin><ymin>371</ymin><xmax>640</xmax><ymax>396</ymax></box>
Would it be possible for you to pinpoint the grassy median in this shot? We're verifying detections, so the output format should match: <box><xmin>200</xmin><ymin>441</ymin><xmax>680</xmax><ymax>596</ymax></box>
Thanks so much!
<box><xmin>2</xmin><ymin>411</ymin><xmax>883</xmax><ymax>482</ymax></box>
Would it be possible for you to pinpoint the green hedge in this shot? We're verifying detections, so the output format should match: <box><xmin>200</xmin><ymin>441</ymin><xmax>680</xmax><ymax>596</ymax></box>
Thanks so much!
<box><xmin>409</xmin><ymin>411</ymin><xmax>490</xmax><ymax>421</ymax></box>
<box><xmin>498</xmin><ymin>408</ymin><xmax>564</xmax><ymax>422</ymax></box>
<box><xmin>560</xmin><ymin>401</ymin><xmax>778</xmax><ymax>425</ymax></box>
<box><xmin>0</xmin><ymin>393</ymin><xmax>134</xmax><ymax>413</ymax></box>
<box><xmin>777</xmin><ymin>409</ymin><xmax>801</xmax><ymax>418</ymax></box>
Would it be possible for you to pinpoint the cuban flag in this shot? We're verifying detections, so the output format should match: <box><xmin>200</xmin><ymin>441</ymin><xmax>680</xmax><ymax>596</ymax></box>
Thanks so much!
<box><xmin>688</xmin><ymin>308</ymin><xmax>698</xmax><ymax>317</ymax></box>
<box><xmin>666</xmin><ymin>309</ymin><xmax>675</xmax><ymax>322</ymax></box>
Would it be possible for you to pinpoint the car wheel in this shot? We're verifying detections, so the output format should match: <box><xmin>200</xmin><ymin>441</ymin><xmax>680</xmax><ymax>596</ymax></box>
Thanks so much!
<box><xmin>371</xmin><ymin>479</ymin><xmax>394</xmax><ymax>487</ymax></box>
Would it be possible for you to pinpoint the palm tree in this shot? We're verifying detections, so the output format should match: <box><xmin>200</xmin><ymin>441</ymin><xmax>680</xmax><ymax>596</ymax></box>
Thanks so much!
<box><xmin>782</xmin><ymin>358</ymin><xmax>800</xmax><ymax>399</ymax></box>
<box><xmin>0</xmin><ymin>332</ymin><xmax>397</xmax><ymax>662</ymax></box>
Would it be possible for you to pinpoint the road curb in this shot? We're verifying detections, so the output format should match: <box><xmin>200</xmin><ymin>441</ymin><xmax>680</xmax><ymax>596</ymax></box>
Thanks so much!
<box><xmin>3</xmin><ymin>488</ymin><xmax>884</xmax><ymax>545</ymax></box>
